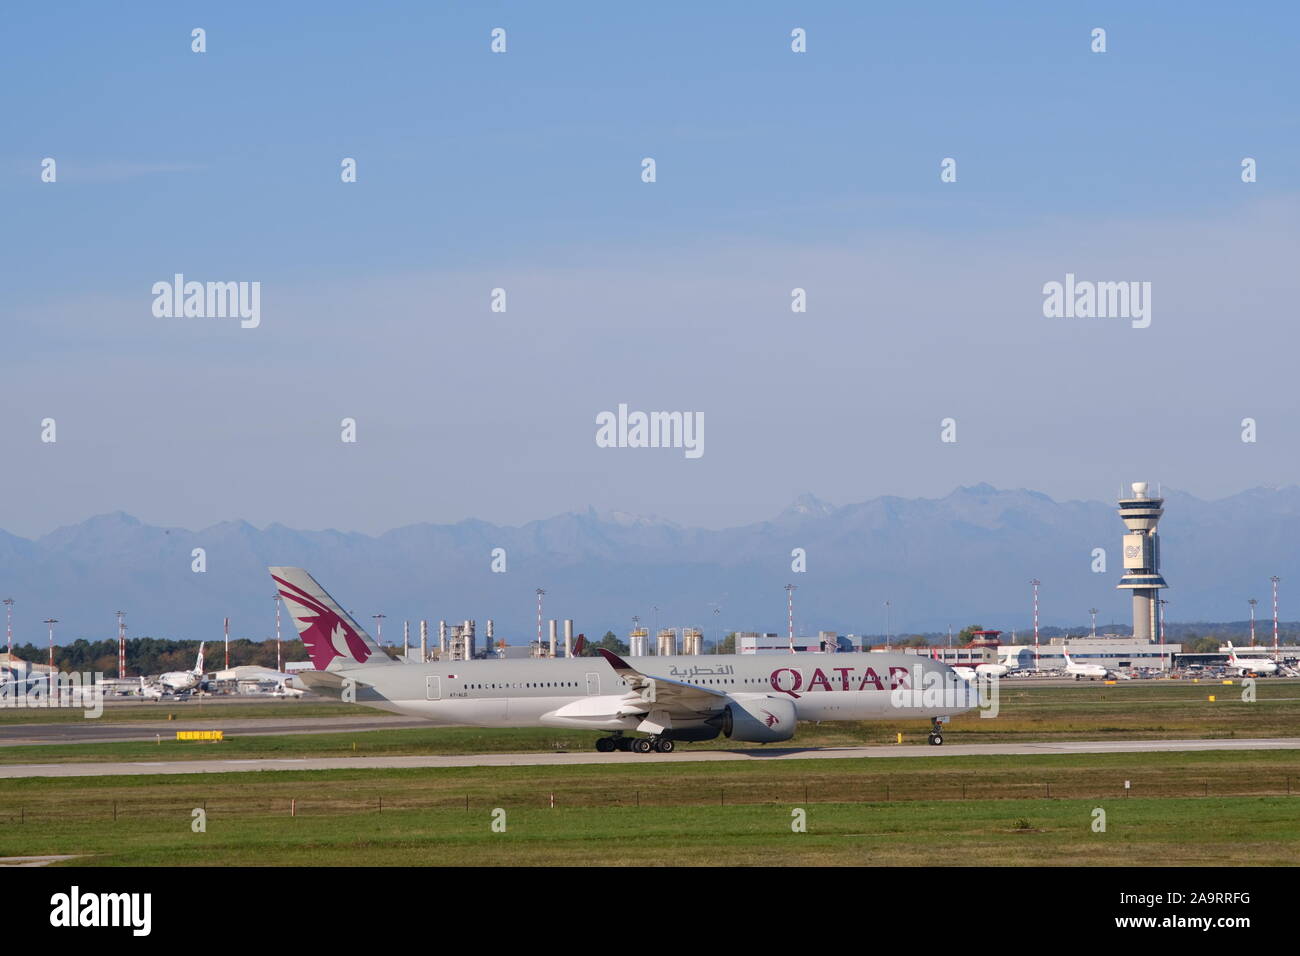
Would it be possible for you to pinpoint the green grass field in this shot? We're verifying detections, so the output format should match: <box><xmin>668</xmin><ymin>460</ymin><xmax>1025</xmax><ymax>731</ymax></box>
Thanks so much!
<box><xmin>3</xmin><ymin>682</ymin><xmax>1298</xmax><ymax>867</ymax></box>
<box><xmin>1</xmin><ymin>750</ymin><xmax>1298</xmax><ymax>865</ymax></box>
<box><xmin>0</xmin><ymin>699</ymin><xmax>377</xmax><ymax>725</ymax></box>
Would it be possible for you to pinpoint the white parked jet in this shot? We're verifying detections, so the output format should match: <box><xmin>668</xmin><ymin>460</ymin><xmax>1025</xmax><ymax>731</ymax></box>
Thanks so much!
<box><xmin>1062</xmin><ymin>651</ymin><xmax>1110</xmax><ymax>681</ymax></box>
<box><xmin>952</xmin><ymin>662</ymin><xmax>1009</xmax><ymax>681</ymax></box>
<box><xmin>1225</xmin><ymin>642</ymin><xmax>1279</xmax><ymax>676</ymax></box>
<box><xmin>148</xmin><ymin>643</ymin><xmax>207</xmax><ymax>695</ymax></box>
<box><xmin>272</xmin><ymin>567</ymin><xmax>980</xmax><ymax>750</ymax></box>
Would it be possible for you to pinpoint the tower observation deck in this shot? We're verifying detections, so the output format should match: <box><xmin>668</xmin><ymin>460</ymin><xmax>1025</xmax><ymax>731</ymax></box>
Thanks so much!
<box><xmin>1116</xmin><ymin>481</ymin><xmax>1168</xmax><ymax>642</ymax></box>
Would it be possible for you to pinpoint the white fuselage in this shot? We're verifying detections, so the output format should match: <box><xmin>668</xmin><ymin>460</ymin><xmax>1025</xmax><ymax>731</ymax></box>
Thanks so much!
<box><xmin>326</xmin><ymin>652</ymin><xmax>979</xmax><ymax>732</ymax></box>
<box><xmin>1229</xmin><ymin>656</ymin><xmax>1278</xmax><ymax>675</ymax></box>
<box><xmin>953</xmin><ymin>663</ymin><xmax>1009</xmax><ymax>681</ymax></box>
<box><xmin>156</xmin><ymin>671</ymin><xmax>200</xmax><ymax>693</ymax></box>
<box><xmin>1065</xmin><ymin>660</ymin><xmax>1109</xmax><ymax>679</ymax></box>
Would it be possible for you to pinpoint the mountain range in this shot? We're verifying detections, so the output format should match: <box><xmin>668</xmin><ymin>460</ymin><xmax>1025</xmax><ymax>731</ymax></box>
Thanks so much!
<box><xmin>3</xmin><ymin>484</ymin><xmax>1299</xmax><ymax>648</ymax></box>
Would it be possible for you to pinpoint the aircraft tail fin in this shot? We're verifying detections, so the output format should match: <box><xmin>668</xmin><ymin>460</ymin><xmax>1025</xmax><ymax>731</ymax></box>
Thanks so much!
<box><xmin>270</xmin><ymin>567</ymin><xmax>394</xmax><ymax>670</ymax></box>
<box><xmin>194</xmin><ymin>641</ymin><xmax>205</xmax><ymax>675</ymax></box>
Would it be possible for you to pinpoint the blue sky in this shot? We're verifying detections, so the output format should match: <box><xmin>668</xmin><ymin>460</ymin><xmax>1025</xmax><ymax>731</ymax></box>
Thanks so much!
<box><xmin>4</xmin><ymin>1</ymin><xmax>1299</xmax><ymax>537</ymax></box>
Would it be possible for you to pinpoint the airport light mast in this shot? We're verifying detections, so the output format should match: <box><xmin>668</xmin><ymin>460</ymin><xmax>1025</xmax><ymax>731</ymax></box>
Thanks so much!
<box><xmin>224</xmin><ymin>616</ymin><xmax>230</xmax><ymax>670</ymax></box>
<box><xmin>1248</xmin><ymin>598</ymin><xmax>1257</xmax><ymax>646</ymax></box>
<box><xmin>275</xmin><ymin>592</ymin><xmax>283</xmax><ymax>672</ymax></box>
<box><xmin>1089</xmin><ymin>607</ymin><xmax>1098</xmax><ymax>639</ymax></box>
<box><xmin>116</xmin><ymin>610</ymin><xmax>126</xmax><ymax>678</ymax></box>
<box><xmin>44</xmin><ymin>618</ymin><xmax>58</xmax><ymax>676</ymax></box>
<box><xmin>1116</xmin><ymin>482</ymin><xmax>1168</xmax><ymax>643</ymax></box>
<box><xmin>1030</xmin><ymin>579</ymin><xmax>1040</xmax><ymax>671</ymax></box>
<box><xmin>785</xmin><ymin>585</ymin><xmax>797</xmax><ymax>654</ymax></box>
<box><xmin>1272</xmin><ymin>576</ymin><xmax>1280</xmax><ymax>659</ymax></box>
<box><xmin>1158</xmin><ymin>599</ymin><xmax>1169</xmax><ymax>669</ymax></box>
<box><xmin>372</xmin><ymin>613</ymin><xmax>386</xmax><ymax>648</ymax></box>
<box><xmin>536</xmin><ymin>589</ymin><xmax>546</xmax><ymax>655</ymax></box>
<box><xmin>3</xmin><ymin>598</ymin><xmax>13</xmax><ymax>660</ymax></box>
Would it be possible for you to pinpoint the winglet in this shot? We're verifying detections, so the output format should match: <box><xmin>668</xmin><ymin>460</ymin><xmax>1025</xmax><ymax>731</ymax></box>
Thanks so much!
<box><xmin>598</xmin><ymin>647</ymin><xmax>634</xmax><ymax>672</ymax></box>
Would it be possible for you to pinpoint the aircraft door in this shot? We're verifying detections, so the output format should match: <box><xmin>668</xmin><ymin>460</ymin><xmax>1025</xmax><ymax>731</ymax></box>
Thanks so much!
<box><xmin>426</xmin><ymin>676</ymin><xmax>442</xmax><ymax>700</ymax></box>
<box><xmin>585</xmin><ymin>672</ymin><xmax>600</xmax><ymax>695</ymax></box>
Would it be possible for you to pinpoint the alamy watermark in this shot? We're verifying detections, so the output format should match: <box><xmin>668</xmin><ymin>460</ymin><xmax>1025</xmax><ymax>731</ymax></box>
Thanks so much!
<box><xmin>1042</xmin><ymin>273</ymin><xmax>1151</xmax><ymax>329</ymax></box>
<box><xmin>152</xmin><ymin>274</ymin><xmax>260</xmax><ymax>328</ymax></box>
<box><xmin>595</xmin><ymin>404</ymin><xmax>704</xmax><ymax>459</ymax></box>
<box><xmin>1</xmin><ymin>671</ymin><xmax>104</xmax><ymax>718</ymax></box>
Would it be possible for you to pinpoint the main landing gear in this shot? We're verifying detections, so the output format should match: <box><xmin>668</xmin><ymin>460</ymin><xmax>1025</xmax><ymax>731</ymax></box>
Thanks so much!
<box><xmin>927</xmin><ymin>718</ymin><xmax>945</xmax><ymax>747</ymax></box>
<box><xmin>595</xmin><ymin>734</ymin><xmax>674</xmax><ymax>754</ymax></box>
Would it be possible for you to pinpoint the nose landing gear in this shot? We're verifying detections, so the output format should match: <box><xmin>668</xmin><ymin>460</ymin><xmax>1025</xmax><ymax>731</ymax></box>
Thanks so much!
<box><xmin>927</xmin><ymin>718</ymin><xmax>945</xmax><ymax>746</ymax></box>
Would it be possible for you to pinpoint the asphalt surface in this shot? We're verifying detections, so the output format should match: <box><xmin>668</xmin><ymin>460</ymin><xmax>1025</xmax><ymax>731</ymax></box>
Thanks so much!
<box><xmin>2</xmin><ymin>736</ymin><xmax>1297</xmax><ymax>778</ymax></box>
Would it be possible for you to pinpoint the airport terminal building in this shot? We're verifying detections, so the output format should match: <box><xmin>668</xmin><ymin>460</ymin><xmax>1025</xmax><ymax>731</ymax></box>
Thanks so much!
<box><xmin>887</xmin><ymin>635</ymin><xmax>1181</xmax><ymax>671</ymax></box>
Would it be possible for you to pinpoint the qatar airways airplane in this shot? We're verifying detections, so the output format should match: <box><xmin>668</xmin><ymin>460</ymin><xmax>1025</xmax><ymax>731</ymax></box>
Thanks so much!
<box><xmin>271</xmin><ymin>567</ymin><xmax>980</xmax><ymax>752</ymax></box>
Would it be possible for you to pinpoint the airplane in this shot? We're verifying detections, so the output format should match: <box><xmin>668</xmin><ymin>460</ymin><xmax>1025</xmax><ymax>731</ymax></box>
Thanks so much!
<box><xmin>1225</xmin><ymin>642</ymin><xmax>1279</xmax><ymax>676</ymax></box>
<box><xmin>1062</xmin><ymin>650</ymin><xmax>1111</xmax><ymax>681</ymax></box>
<box><xmin>951</xmin><ymin>665</ymin><xmax>1008</xmax><ymax>681</ymax></box>
<box><xmin>271</xmin><ymin>566</ymin><xmax>981</xmax><ymax>750</ymax></box>
<box><xmin>145</xmin><ymin>643</ymin><xmax>208</xmax><ymax>696</ymax></box>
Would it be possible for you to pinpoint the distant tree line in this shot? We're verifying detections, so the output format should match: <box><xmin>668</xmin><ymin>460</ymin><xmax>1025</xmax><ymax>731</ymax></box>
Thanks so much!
<box><xmin>8</xmin><ymin>637</ymin><xmax>307</xmax><ymax>675</ymax></box>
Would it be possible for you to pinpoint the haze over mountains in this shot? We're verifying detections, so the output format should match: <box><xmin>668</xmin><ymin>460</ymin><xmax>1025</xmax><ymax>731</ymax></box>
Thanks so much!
<box><xmin>3</xmin><ymin>484</ymin><xmax>1299</xmax><ymax>648</ymax></box>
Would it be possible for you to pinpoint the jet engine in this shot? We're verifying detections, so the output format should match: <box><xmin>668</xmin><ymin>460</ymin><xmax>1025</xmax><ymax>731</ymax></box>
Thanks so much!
<box><xmin>718</xmin><ymin>695</ymin><xmax>797</xmax><ymax>743</ymax></box>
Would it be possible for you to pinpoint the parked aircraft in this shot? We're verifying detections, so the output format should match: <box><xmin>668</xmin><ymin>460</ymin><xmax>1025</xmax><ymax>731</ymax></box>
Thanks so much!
<box><xmin>1062</xmin><ymin>650</ymin><xmax>1111</xmax><ymax>681</ymax></box>
<box><xmin>143</xmin><ymin>643</ymin><xmax>207</xmax><ymax>696</ymax></box>
<box><xmin>1226</xmin><ymin>642</ymin><xmax>1279</xmax><ymax>676</ymax></box>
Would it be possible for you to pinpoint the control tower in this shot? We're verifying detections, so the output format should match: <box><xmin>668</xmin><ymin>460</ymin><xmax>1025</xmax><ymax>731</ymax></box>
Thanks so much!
<box><xmin>1116</xmin><ymin>481</ymin><xmax>1169</xmax><ymax>641</ymax></box>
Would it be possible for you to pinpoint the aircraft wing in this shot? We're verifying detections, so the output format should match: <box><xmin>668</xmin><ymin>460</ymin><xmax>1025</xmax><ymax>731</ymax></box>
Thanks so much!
<box><xmin>291</xmin><ymin>669</ymin><xmax>370</xmax><ymax>699</ymax></box>
<box><xmin>597</xmin><ymin>648</ymin><xmax>728</xmax><ymax>714</ymax></box>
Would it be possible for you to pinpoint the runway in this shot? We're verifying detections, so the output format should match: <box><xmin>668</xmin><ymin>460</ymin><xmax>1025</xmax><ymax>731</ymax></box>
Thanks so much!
<box><xmin>2</xmin><ymin>736</ymin><xmax>1297</xmax><ymax>779</ymax></box>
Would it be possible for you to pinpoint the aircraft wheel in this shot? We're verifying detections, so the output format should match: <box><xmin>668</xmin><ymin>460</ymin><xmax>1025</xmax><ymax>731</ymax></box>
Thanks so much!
<box><xmin>654</xmin><ymin>738</ymin><xmax>674</xmax><ymax>753</ymax></box>
<box><xmin>595</xmin><ymin>737</ymin><xmax>615</xmax><ymax>753</ymax></box>
<box><xmin>632</xmin><ymin>738</ymin><xmax>652</xmax><ymax>754</ymax></box>
<box><xmin>929</xmin><ymin>733</ymin><xmax>944</xmax><ymax>746</ymax></box>
<box><xmin>615</xmin><ymin>737</ymin><xmax>632</xmax><ymax>752</ymax></box>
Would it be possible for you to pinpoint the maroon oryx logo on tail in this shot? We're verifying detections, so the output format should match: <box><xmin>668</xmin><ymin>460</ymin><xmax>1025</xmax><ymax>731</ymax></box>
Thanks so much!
<box><xmin>273</xmin><ymin>573</ymin><xmax>372</xmax><ymax>669</ymax></box>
